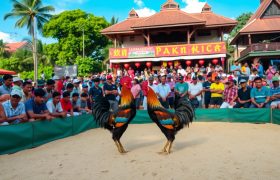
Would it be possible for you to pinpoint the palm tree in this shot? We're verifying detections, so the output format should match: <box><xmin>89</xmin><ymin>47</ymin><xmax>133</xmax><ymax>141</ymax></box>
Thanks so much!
<box><xmin>0</xmin><ymin>39</ymin><xmax>7</xmax><ymax>57</ymax></box>
<box><xmin>4</xmin><ymin>0</ymin><xmax>55</xmax><ymax>82</ymax></box>
<box><xmin>110</xmin><ymin>16</ymin><xmax>119</xmax><ymax>25</ymax></box>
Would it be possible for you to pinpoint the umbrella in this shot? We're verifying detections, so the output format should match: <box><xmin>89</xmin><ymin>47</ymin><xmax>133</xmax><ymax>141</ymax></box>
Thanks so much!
<box><xmin>0</xmin><ymin>69</ymin><xmax>17</xmax><ymax>75</ymax></box>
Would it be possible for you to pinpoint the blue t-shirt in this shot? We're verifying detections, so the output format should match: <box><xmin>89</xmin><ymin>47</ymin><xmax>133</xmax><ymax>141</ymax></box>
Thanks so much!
<box><xmin>250</xmin><ymin>87</ymin><xmax>270</xmax><ymax>104</ymax></box>
<box><xmin>270</xmin><ymin>86</ymin><xmax>280</xmax><ymax>102</ymax></box>
<box><xmin>258</xmin><ymin>65</ymin><xmax>264</xmax><ymax>76</ymax></box>
<box><xmin>203</xmin><ymin>81</ymin><xmax>212</xmax><ymax>98</ymax></box>
<box><xmin>230</xmin><ymin>65</ymin><xmax>241</xmax><ymax>76</ymax></box>
<box><xmin>175</xmin><ymin>82</ymin><xmax>189</xmax><ymax>96</ymax></box>
<box><xmin>25</xmin><ymin>98</ymin><xmax>48</xmax><ymax>114</ymax></box>
<box><xmin>103</xmin><ymin>83</ymin><xmax>117</xmax><ymax>101</ymax></box>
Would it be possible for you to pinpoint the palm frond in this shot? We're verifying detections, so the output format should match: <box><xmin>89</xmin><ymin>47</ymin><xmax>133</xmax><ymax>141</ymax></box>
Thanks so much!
<box><xmin>15</xmin><ymin>15</ymin><xmax>29</xmax><ymax>28</ymax></box>
<box><xmin>36</xmin><ymin>6</ymin><xmax>55</xmax><ymax>13</ymax></box>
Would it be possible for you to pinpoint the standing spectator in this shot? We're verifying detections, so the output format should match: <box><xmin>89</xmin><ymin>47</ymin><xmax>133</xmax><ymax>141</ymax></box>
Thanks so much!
<box><xmin>220</xmin><ymin>79</ymin><xmax>238</xmax><ymax>108</ymax></box>
<box><xmin>131</xmin><ymin>79</ymin><xmax>141</xmax><ymax>109</ymax></box>
<box><xmin>166</xmin><ymin>74</ymin><xmax>175</xmax><ymax>108</ymax></box>
<box><xmin>177</xmin><ymin>65</ymin><xmax>186</xmax><ymax>76</ymax></box>
<box><xmin>53</xmin><ymin>76</ymin><xmax>63</xmax><ymax>93</ymax></box>
<box><xmin>81</xmin><ymin>83</ymin><xmax>89</xmax><ymax>94</ymax></box>
<box><xmin>128</xmin><ymin>67</ymin><xmax>135</xmax><ymax>79</ymax></box>
<box><xmin>157</xmin><ymin>76</ymin><xmax>171</xmax><ymax>109</ymax></box>
<box><xmin>250</xmin><ymin>77</ymin><xmax>270</xmax><ymax>108</ymax></box>
<box><xmin>2</xmin><ymin>89</ymin><xmax>27</xmax><ymax>125</ymax></box>
<box><xmin>241</xmin><ymin>62</ymin><xmax>250</xmax><ymax>81</ymax></box>
<box><xmin>234</xmin><ymin>79</ymin><xmax>252</xmax><ymax>108</ymax></box>
<box><xmin>89</xmin><ymin>78</ymin><xmax>103</xmax><ymax>104</ymax></box>
<box><xmin>46</xmin><ymin>92</ymin><xmax>66</xmax><ymax>118</ymax></box>
<box><xmin>0</xmin><ymin>75</ymin><xmax>13</xmax><ymax>102</ymax></box>
<box><xmin>257</xmin><ymin>61</ymin><xmax>264</xmax><ymax>78</ymax></box>
<box><xmin>37</xmin><ymin>80</ymin><xmax>45</xmax><ymax>89</ymax></box>
<box><xmin>65</xmin><ymin>83</ymin><xmax>74</xmax><ymax>94</ymax></box>
<box><xmin>265</xmin><ymin>65</ymin><xmax>276</xmax><ymax>85</ymax></box>
<box><xmin>270</xmin><ymin>77</ymin><xmax>280</xmax><ymax>109</ymax></box>
<box><xmin>175</xmin><ymin>76</ymin><xmax>189</xmax><ymax>99</ymax></box>
<box><xmin>12</xmin><ymin>77</ymin><xmax>23</xmax><ymax>91</ymax></box>
<box><xmin>103</xmin><ymin>75</ymin><xmax>118</xmax><ymax>112</ymax></box>
<box><xmin>99</xmin><ymin>78</ymin><xmax>106</xmax><ymax>89</ymax></box>
<box><xmin>203</xmin><ymin>74</ymin><xmax>212</xmax><ymax>108</ymax></box>
<box><xmin>44</xmin><ymin>79</ymin><xmax>55</xmax><ymax>101</ymax></box>
<box><xmin>230</xmin><ymin>60</ymin><xmax>241</xmax><ymax>76</ymax></box>
<box><xmin>60</xmin><ymin>91</ymin><xmax>74</xmax><ymax>116</ymax></box>
<box><xmin>188</xmin><ymin>77</ymin><xmax>203</xmax><ymax>108</ymax></box>
<box><xmin>209</xmin><ymin>77</ymin><xmax>225</xmax><ymax>108</ymax></box>
<box><xmin>21</xmin><ymin>81</ymin><xmax>33</xmax><ymax>102</ymax></box>
<box><xmin>72</xmin><ymin>79</ymin><xmax>81</xmax><ymax>95</ymax></box>
<box><xmin>25</xmin><ymin>88</ymin><xmax>54</xmax><ymax>121</ymax></box>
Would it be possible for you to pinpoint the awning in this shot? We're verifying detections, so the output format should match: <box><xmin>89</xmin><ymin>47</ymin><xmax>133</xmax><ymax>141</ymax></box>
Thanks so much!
<box><xmin>0</xmin><ymin>69</ymin><xmax>17</xmax><ymax>75</ymax></box>
<box><xmin>110</xmin><ymin>54</ymin><xmax>226</xmax><ymax>63</ymax></box>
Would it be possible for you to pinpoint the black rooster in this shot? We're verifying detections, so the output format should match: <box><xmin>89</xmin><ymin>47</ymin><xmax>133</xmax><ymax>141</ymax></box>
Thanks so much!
<box><xmin>147</xmin><ymin>87</ymin><xmax>194</xmax><ymax>154</ymax></box>
<box><xmin>92</xmin><ymin>85</ymin><xmax>136</xmax><ymax>153</ymax></box>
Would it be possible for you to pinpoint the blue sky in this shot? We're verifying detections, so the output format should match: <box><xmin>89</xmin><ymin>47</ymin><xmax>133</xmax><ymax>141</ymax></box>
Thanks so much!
<box><xmin>0</xmin><ymin>0</ymin><xmax>260</xmax><ymax>44</ymax></box>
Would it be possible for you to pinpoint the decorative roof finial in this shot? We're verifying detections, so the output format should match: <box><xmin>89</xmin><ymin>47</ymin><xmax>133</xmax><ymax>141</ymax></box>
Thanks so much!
<box><xmin>161</xmin><ymin>0</ymin><xmax>180</xmax><ymax>11</ymax></box>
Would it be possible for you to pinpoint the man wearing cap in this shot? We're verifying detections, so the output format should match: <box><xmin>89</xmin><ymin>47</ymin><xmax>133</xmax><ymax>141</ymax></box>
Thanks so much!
<box><xmin>81</xmin><ymin>83</ymin><xmax>89</xmax><ymax>94</ymax></box>
<box><xmin>103</xmin><ymin>75</ymin><xmax>118</xmax><ymax>112</ymax></box>
<box><xmin>37</xmin><ymin>80</ymin><xmax>45</xmax><ymax>89</ymax></box>
<box><xmin>188</xmin><ymin>77</ymin><xmax>203</xmax><ymax>108</ymax></box>
<box><xmin>89</xmin><ymin>78</ymin><xmax>103</xmax><ymax>104</ymax></box>
<box><xmin>234</xmin><ymin>79</ymin><xmax>252</xmax><ymax>108</ymax></box>
<box><xmin>1</xmin><ymin>89</ymin><xmax>27</xmax><ymax>125</ymax></box>
<box><xmin>157</xmin><ymin>76</ymin><xmax>171</xmax><ymax>109</ymax></box>
<box><xmin>220</xmin><ymin>78</ymin><xmax>238</xmax><ymax>108</ymax></box>
<box><xmin>202</xmin><ymin>74</ymin><xmax>212</xmax><ymax>108</ymax></box>
<box><xmin>270</xmin><ymin>76</ymin><xmax>280</xmax><ymax>109</ymax></box>
<box><xmin>250</xmin><ymin>77</ymin><xmax>270</xmax><ymax>108</ymax></box>
<box><xmin>209</xmin><ymin>76</ymin><xmax>225</xmax><ymax>108</ymax></box>
<box><xmin>12</xmin><ymin>77</ymin><xmax>23</xmax><ymax>91</ymax></box>
<box><xmin>72</xmin><ymin>79</ymin><xmax>81</xmax><ymax>95</ymax></box>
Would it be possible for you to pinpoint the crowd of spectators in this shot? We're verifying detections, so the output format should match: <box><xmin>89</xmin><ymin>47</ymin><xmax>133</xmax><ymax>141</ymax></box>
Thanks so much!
<box><xmin>0</xmin><ymin>59</ymin><xmax>280</xmax><ymax>126</ymax></box>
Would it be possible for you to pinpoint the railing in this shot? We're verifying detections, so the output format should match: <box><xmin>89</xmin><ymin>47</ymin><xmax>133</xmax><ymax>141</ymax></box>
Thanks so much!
<box><xmin>240</xmin><ymin>42</ymin><xmax>280</xmax><ymax>58</ymax></box>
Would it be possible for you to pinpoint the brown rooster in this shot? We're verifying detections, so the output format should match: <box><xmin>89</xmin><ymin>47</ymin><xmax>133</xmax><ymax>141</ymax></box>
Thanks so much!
<box><xmin>147</xmin><ymin>87</ymin><xmax>194</xmax><ymax>154</ymax></box>
<box><xmin>92</xmin><ymin>85</ymin><xmax>136</xmax><ymax>153</ymax></box>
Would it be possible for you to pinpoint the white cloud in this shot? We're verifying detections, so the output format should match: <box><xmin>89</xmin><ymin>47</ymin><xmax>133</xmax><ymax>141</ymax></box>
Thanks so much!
<box><xmin>134</xmin><ymin>0</ymin><xmax>144</xmax><ymax>7</ymax></box>
<box><xmin>133</xmin><ymin>0</ymin><xmax>156</xmax><ymax>17</ymax></box>
<box><xmin>181</xmin><ymin>0</ymin><xmax>206</xmax><ymax>13</ymax></box>
<box><xmin>0</xmin><ymin>32</ymin><xmax>16</xmax><ymax>43</ymax></box>
<box><xmin>136</xmin><ymin>7</ymin><xmax>156</xmax><ymax>17</ymax></box>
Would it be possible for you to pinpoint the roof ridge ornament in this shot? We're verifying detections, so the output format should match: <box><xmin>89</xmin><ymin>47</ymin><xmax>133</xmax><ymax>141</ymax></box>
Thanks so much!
<box><xmin>128</xmin><ymin>8</ymin><xmax>139</xmax><ymax>18</ymax></box>
<box><xmin>202</xmin><ymin>3</ymin><xmax>212</xmax><ymax>13</ymax></box>
<box><xmin>161</xmin><ymin>0</ymin><xmax>180</xmax><ymax>11</ymax></box>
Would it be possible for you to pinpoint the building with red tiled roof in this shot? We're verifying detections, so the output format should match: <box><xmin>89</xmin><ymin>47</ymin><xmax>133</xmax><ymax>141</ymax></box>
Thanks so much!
<box><xmin>5</xmin><ymin>41</ymin><xmax>31</xmax><ymax>53</ymax></box>
<box><xmin>231</xmin><ymin>0</ymin><xmax>280</xmax><ymax>67</ymax></box>
<box><xmin>102</xmin><ymin>0</ymin><xmax>237</xmax><ymax>71</ymax></box>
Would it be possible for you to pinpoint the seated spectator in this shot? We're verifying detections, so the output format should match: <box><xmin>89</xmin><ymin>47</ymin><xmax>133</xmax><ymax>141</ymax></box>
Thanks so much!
<box><xmin>220</xmin><ymin>78</ymin><xmax>238</xmax><ymax>108</ymax></box>
<box><xmin>72</xmin><ymin>93</ymin><xmax>81</xmax><ymax>114</ymax></box>
<box><xmin>72</xmin><ymin>79</ymin><xmax>81</xmax><ymax>95</ymax></box>
<box><xmin>250</xmin><ymin>77</ymin><xmax>270</xmax><ymax>108</ymax></box>
<box><xmin>25</xmin><ymin>88</ymin><xmax>54</xmax><ymax>121</ymax></box>
<box><xmin>46</xmin><ymin>92</ymin><xmax>67</xmax><ymax>118</ymax></box>
<box><xmin>0</xmin><ymin>104</ymin><xmax>7</xmax><ymax>125</ymax></box>
<box><xmin>0</xmin><ymin>74</ymin><xmax>13</xmax><ymax>103</ymax></box>
<box><xmin>209</xmin><ymin>76</ymin><xmax>225</xmax><ymax>108</ymax></box>
<box><xmin>1</xmin><ymin>89</ymin><xmax>27</xmax><ymax>125</ymax></box>
<box><xmin>82</xmin><ymin>83</ymin><xmax>89</xmax><ymax>94</ymax></box>
<box><xmin>188</xmin><ymin>77</ymin><xmax>203</xmax><ymax>108</ymax></box>
<box><xmin>65</xmin><ymin>83</ymin><xmax>74</xmax><ymax>94</ymax></box>
<box><xmin>21</xmin><ymin>81</ymin><xmax>33</xmax><ymax>102</ymax></box>
<box><xmin>249</xmin><ymin>68</ymin><xmax>259</xmax><ymax>87</ymax></box>
<box><xmin>44</xmin><ymin>79</ymin><xmax>55</xmax><ymax>101</ymax></box>
<box><xmin>60</xmin><ymin>91</ymin><xmax>74</xmax><ymax>116</ymax></box>
<box><xmin>270</xmin><ymin>77</ymin><xmax>280</xmax><ymax>109</ymax></box>
<box><xmin>234</xmin><ymin>79</ymin><xmax>251</xmax><ymax>108</ymax></box>
<box><xmin>80</xmin><ymin>93</ymin><xmax>91</xmax><ymax>114</ymax></box>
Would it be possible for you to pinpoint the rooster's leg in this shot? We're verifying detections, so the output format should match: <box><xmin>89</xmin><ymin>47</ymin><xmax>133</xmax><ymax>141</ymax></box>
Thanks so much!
<box><xmin>161</xmin><ymin>141</ymin><xmax>169</xmax><ymax>152</ymax></box>
<box><xmin>166</xmin><ymin>141</ymin><xmax>173</xmax><ymax>154</ymax></box>
<box><xmin>118</xmin><ymin>140</ymin><xmax>128</xmax><ymax>153</ymax></box>
<box><xmin>114</xmin><ymin>140</ymin><xmax>123</xmax><ymax>153</ymax></box>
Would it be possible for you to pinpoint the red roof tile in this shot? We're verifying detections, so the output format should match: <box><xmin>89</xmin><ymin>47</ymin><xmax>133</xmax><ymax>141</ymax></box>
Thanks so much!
<box><xmin>5</xmin><ymin>42</ymin><xmax>28</xmax><ymax>52</ymax></box>
<box><xmin>191</xmin><ymin>12</ymin><xmax>237</xmax><ymax>27</ymax></box>
<box><xmin>131</xmin><ymin>10</ymin><xmax>205</xmax><ymax>29</ymax></box>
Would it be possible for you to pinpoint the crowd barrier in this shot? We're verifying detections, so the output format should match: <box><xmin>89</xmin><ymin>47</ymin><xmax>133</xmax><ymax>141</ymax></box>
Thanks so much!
<box><xmin>0</xmin><ymin>109</ymin><xmax>279</xmax><ymax>155</ymax></box>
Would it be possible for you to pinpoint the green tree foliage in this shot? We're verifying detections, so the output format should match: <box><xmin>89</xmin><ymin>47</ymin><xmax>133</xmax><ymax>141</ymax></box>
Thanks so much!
<box><xmin>230</xmin><ymin>12</ymin><xmax>253</xmax><ymax>39</ymax></box>
<box><xmin>43</xmin><ymin>10</ymin><xmax>110</xmax><ymax>65</ymax></box>
<box><xmin>75</xmin><ymin>56</ymin><xmax>102</xmax><ymax>77</ymax></box>
<box><xmin>110</xmin><ymin>16</ymin><xmax>119</xmax><ymax>25</ymax></box>
<box><xmin>0</xmin><ymin>40</ymin><xmax>7</xmax><ymax>57</ymax></box>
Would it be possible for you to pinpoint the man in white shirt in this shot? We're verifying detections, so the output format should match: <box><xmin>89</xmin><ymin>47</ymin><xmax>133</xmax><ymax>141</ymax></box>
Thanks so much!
<box><xmin>46</xmin><ymin>92</ymin><xmax>67</xmax><ymax>118</ymax></box>
<box><xmin>189</xmin><ymin>77</ymin><xmax>203</xmax><ymax>108</ymax></box>
<box><xmin>177</xmin><ymin>65</ymin><xmax>186</xmax><ymax>76</ymax></box>
<box><xmin>157</xmin><ymin>76</ymin><xmax>171</xmax><ymax>109</ymax></box>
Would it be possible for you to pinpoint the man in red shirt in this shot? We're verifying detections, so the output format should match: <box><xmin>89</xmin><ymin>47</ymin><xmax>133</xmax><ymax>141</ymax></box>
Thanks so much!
<box><xmin>54</xmin><ymin>76</ymin><xmax>64</xmax><ymax>93</ymax></box>
<box><xmin>220</xmin><ymin>79</ymin><xmax>238</xmax><ymax>108</ymax></box>
<box><xmin>60</xmin><ymin>91</ymin><xmax>73</xmax><ymax>116</ymax></box>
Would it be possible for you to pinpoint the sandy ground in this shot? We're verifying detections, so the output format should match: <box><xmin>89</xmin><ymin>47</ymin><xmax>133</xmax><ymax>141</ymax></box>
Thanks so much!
<box><xmin>0</xmin><ymin>122</ymin><xmax>280</xmax><ymax>180</ymax></box>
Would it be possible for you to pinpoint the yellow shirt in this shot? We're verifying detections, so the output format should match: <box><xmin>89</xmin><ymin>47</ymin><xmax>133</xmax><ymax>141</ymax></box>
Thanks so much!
<box><xmin>210</xmin><ymin>83</ymin><xmax>225</xmax><ymax>98</ymax></box>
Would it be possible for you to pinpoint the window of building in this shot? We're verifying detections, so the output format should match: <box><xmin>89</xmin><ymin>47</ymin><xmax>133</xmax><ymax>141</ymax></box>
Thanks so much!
<box><xmin>197</xmin><ymin>30</ymin><xmax>212</xmax><ymax>37</ymax></box>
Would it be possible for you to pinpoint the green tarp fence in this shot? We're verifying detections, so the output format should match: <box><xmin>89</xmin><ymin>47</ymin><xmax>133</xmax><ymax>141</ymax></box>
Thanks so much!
<box><xmin>0</xmin><ymin>109</ymin><xmax>279</xmax><ymax>155</ymax></box>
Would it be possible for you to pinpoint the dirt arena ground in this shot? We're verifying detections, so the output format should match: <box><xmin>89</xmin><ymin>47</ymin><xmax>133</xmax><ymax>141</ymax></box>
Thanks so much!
<box><xmin>0</xmin><ymin>122</ymin><xmax>280</xmax><ymax>180</ymax></box>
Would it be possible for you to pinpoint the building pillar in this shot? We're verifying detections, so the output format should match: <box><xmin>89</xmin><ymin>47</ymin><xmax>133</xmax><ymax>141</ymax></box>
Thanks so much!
<box><xmin>221</xmin><ymin>30</ymin><xmax>224</xmax><ymax>42</ymax></box>
<box><xmin>114</xmin><ymin>37</ymin><xmax>117</xmax><ymax>48</ymax></box>
<box><xmin>248</xmin><ymin>34</ymin><xmax>252</xmax><ymax>45</ymax></box>
<box><xmin>187</xmin><ymin>29</ymin><xmax>190</xmax><ymax>44</ymax></box>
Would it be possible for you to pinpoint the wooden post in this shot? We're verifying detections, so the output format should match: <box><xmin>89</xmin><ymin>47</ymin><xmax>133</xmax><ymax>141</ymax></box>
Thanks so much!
<box><xmin>187</xmin><ymin>29</ymin><xmax>190</xmax><ymax>44</ymax></box>
<box><xmin>147</xmin><ymin>32</ymin><xmax>150</xmax><ymax>46</ymax></box>
<box><xmin>221</xmin><ymin>30</ymin><xmax>224</xmax><ymax>42</ymax></box>
<box><xmin>248</xmin><ymin>34</ymin><xmax>252</xmax><ymax>45</ymax></box>
<box><xmin>114</xmin><ymin>37</ymin><xmax>117</xmax><ymax>48</ymax></box>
